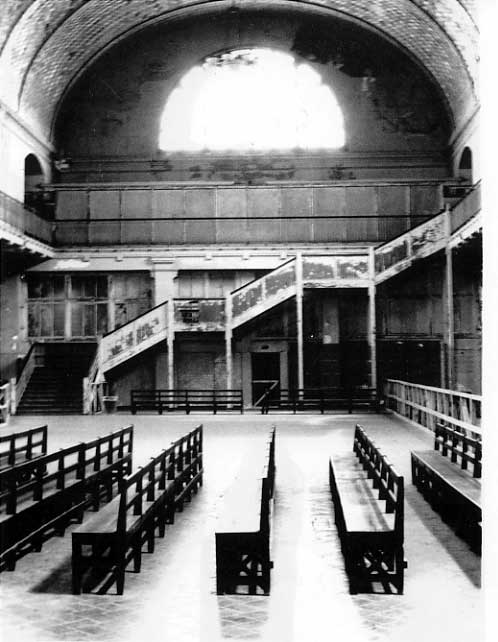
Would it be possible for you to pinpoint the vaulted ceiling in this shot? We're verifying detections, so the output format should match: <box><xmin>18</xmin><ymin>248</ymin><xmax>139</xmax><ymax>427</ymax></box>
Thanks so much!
<box><xmin>0</xmin><ymin>0</ymin><xmax>479</xmax><ymax>142</ymax></box>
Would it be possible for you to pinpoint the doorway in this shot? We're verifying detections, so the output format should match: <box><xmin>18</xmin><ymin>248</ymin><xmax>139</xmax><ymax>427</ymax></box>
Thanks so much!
<box><xmin>251</xmin><ymin>352</ymin><xmax>280</xmax><ymax>405</ymax></box>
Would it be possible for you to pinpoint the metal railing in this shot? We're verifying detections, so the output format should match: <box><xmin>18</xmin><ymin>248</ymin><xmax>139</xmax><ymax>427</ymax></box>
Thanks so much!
<box><xmin>384</xmin><ymin>379</ymin><xmax>481</xmax><ymax>437</ymax></box>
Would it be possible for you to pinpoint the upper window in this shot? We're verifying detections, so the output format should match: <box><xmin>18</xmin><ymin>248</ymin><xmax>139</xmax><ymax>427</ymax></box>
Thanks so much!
<box><xmin>159</xmin><ymin>48</ymin><xmax>345</xmax><ymax>152</ymax></box>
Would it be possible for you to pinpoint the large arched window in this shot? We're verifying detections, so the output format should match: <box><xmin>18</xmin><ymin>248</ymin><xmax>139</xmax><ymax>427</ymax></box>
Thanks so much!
<box><xmin>159</xmin><ymin>49</ymin><xmax>345</xmax><ymax>152</ymax></box>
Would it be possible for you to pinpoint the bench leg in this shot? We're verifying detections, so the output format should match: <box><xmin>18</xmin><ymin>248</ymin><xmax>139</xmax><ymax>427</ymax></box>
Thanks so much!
<box><xmin>72</xmin><ymin>539</ymin><xmax>83</xmax><ymax>595</ymax></box>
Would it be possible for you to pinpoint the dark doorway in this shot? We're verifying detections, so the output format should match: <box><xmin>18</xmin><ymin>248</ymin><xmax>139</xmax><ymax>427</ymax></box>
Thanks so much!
<box><xmin>377</xmin><ymin>340</ymin><xmax>441</xmax><ymax>389</ymax></box>
<box><xmin>251</xmin><ymin>352</ymin><xmax>280</xmax><ymax>405</ymax></box>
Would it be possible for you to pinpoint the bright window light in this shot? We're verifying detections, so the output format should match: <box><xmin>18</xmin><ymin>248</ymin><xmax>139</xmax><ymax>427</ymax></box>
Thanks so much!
<box><xmin>159</xmin><ymin>48</ymin><xmax>345</xmax><ymax>152</ymax></box>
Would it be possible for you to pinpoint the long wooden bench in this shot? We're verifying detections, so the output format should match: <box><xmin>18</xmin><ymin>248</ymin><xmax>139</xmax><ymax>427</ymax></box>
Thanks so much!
<box><xmin>215</xmin><ymin>427</ymin><xmax>276</xmax><ymax>595</ymax></box>
<box><xmin>261</xmin><ymin>387</ymin><xmax>381</xmax><ymax>414</ymax></box>
<box><xmin>411</xmin><ymin>422</ymin><xmax>481</xmax><ymax>553</ymax></box>
<box><xmin>329</xmin><ymin>425</ymin><xmax>405</xmax><ymax>594</ymax></box>
<box><xmin>131</xmin><ymin>389</ymin><xmax>244</xmax><ymax>414</ymax></box>
<box><xmin>0</xmin><ymin>425</ymin><xmax>48</xmax><ymax>471</ymax></box>
<box><xmin>0</xmin><ymin>426</ymin><xmax>133</xmax><ymax>572</ymax></box>
<box><xmin>71</xmin><ymin>424</ymin><xmax>203</xmax><ymax>595</ymax></box>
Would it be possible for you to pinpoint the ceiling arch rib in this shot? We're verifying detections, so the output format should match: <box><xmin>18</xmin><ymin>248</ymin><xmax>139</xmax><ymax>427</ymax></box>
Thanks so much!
<box><xmin>0</xmin><ymin>0</ymin><xmax>479</xmax><ymax>141</ymax></box>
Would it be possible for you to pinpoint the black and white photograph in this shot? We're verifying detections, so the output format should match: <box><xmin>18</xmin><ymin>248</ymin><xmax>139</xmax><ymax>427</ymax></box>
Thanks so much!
<box><xmin>0</xmin><ymin>1</ymin><xmax>493</xmax><ymax>640</ymax></box>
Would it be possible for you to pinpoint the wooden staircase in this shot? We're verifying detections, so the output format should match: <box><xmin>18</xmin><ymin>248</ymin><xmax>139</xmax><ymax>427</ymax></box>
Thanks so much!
<box><xmin>16</xmin><ymin>343</ymin><xmax>96</xmax><ymax>415</ymax></box>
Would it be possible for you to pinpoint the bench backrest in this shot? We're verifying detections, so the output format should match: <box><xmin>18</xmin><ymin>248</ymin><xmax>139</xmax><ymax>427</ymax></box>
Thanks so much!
<box><xmin>116</xmin><ymin>425</ymin><xmax>203</xmax><ymax>535</ymax></box>
<box><xmin>353</xmin><ymin>424</ymin><xmax>404</xmax><ymax>538</ymax></box>
<box><xmin>132</xmin><ymin>390</ymin><xmax>242</xmax><ymax>402</ymax></box>
<box><xmin>0</xmin><ymin>425</ymin><xmax>133</xmax><ymax>516</ymax></box>
<box><xmin>259</xmin><ymin>427</ymin><xmax>276</xmax><ymax>535</ymax></box>
<box><xmin>435</xmin><ymin>423</ymin><xmax>482</xmax><ymax>478</ymax></box>
<box><xmin>0</xmin><ymin>426</ymin><xmax>47</xmax><ymax>470</ymax></box>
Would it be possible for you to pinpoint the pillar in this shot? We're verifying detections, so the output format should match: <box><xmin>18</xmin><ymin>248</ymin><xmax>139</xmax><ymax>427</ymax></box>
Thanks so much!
<box><xmin>444</xmin><ymin>208</ymin><xmax>454</xmax><ymax>388</ymax></box>
<box><xmin>152</xmin><ymin>264</ymin><xmax>177</xmax><ymax>389</ymax></box>
<box><xmin>296</xmin><ymin>252</ymin><xmax>304</xmax><ymax>390</ymax></box>
<box><xmin>368</xmin><ymin>248</ymin><xmax>377</xmax><ymax>390</ymax></box>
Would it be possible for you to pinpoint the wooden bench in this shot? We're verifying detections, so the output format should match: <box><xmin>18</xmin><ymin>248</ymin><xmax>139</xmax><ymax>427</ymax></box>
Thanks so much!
<box><xmin>0</xmin><ymin>425</ymin><xmax>133</xmax><ymax>572</ymax></box>
<box><xmin>131</xmin><ymin>389</ymin><xmax>244</xmax><ymax>414</ymax></box>
<box><xmin>329</xmin><ymin>425</ymin><xmax>405</xmax><ymax>594</ymax></box>
<box><xmin>261</xmin><ymin>387</ymin><xmax>381</xmax><ymax>414</ymax></box>
<box><xmin>411</xmin><ymin>422</ymin><xmax>481</xmax><ymax>553</ymax></box>
<box><xmin>215</xmin><ymin>427</ymin><xmax>276</xmax><ymax>595</ymax></box>
<box><xmin>0</xmin><ymin>425</ymin><xmax>48</xmax><ymax>471</ymax></box>
<box><xmin>72</xmin><ymin>424</ymin><xmax>203</xmax><ymax>595</ymax></box>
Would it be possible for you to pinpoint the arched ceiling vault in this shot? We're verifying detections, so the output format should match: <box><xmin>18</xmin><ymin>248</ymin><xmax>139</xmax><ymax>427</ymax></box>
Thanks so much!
<box><xmin>0</xmin><ymin>0</ymin><xmax>479</xmax><ymax>142</ymax></box>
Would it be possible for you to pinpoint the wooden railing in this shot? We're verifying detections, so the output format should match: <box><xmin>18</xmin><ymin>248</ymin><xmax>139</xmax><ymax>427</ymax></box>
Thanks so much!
<box><xmin>384</xmin><ymin>379</ymin><xmax>481</xmax><ymax>437</ymax></box>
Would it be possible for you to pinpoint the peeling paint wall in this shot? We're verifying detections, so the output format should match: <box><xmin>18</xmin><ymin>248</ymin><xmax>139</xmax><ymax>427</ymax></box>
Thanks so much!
<box><xmin>55</xmin><ymin>11</ymin><xmax>450</xmax><ymax>182</ymax></box>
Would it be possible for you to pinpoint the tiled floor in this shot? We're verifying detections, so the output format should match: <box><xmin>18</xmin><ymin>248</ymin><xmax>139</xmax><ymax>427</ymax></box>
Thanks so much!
<box><xmin>0</xmin><ymin>412</ymin><xmax>483</xmax><ymax>642</ymax></box>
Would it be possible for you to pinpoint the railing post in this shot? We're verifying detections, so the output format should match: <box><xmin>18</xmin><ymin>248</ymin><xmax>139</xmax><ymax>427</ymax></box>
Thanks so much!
<box><xmin>167</xmin><ymin>300</ymin><xmax>175</xmax><ymax>393</ymax></box>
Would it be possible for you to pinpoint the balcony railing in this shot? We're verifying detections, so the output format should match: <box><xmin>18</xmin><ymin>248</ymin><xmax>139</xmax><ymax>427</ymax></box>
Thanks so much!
<box><xmin>0</xmin><ymin>190</ymin><xmax>53</xmax><ymax>244</ymax></box>
<box><xmin>450</xmin><ymin>181</ymin><xmax>481</xmax><ymax>233</ymax></box>
<box><xmin>50</xmin><ymin>181</ymin><xmax>444</xmax><ymax>246</ymax></box>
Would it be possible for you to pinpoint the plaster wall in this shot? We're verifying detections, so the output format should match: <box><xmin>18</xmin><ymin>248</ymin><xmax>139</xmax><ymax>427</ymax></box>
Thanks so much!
<box><xmin>0</xmin><ymin>275</ymin><xmax>29</xmax><ymax>380</ymax></box>
<box><xmin>0</xmin><ymin>109</ymin><xmax>51</xmax><ymax>201</ymax></box>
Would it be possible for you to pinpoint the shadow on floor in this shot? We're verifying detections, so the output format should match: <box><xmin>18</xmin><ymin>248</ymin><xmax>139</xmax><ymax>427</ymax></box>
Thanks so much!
<box><xmin>406</xmin><ymin>487</ymin><xmax>481</xmax><ymax>587</ymax></box>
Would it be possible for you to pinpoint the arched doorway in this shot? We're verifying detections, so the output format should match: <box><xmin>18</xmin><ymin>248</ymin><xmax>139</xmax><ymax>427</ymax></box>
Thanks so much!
<box><xmin>458</xmin><ymin>146</ymin><xmax>472</xmax><ymax>183</ymax></box>
<box><xmin>24</xmin><ymin>154</ymin><xmax>50</xmax><ymax>217</ymax></box>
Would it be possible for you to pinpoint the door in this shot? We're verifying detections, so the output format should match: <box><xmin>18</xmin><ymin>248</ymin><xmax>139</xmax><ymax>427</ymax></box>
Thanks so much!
<box><xmin>251</xmin><ymin>352</ymin><xmax>280</xmax><ymax>405</ymax></box>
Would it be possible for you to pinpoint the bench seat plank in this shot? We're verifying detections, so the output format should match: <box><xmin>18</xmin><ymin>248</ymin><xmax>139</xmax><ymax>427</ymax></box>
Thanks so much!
<box><xmin>412</xmin><ymin>450</ymin><xmax>481</xmax><ymax>508</ymax></box>
<box><xmin>216</xmin><ymin>478</ymin><xmax>262</xmax><ymax>534</ymax></box>
<box><xmin>334</xmin><ymin>474</ymin><xmax>395</xmax><ymax>533</ymax></box>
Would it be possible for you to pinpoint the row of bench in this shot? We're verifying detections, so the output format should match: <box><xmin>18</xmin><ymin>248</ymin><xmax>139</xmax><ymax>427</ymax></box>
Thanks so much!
<box><xmin>72</xmin><ymin>425</ymin><xmax>203</xmax><ymax>594</ymax></box>
<box><xmin>131</xmin><ymin>390</ymin><xmax>243</xmax><ymax>414</ymax></box>
<box><xmin>1</xmin><ymin>425</ymin><xmax>133</xmax><ymax>572</ymax></box>
<box><xmin>0</xmin><ymin>423</ymin><xmax>203</xmax><ymax>594</ymax></box>
<box><xmin>0</xmin><ymin>419</ymin><xmax>481</xmax><ymax>596</ymax></box>
<box><xmin>261</xmin><ymin>387</ymin><xmax>381</xmax><ymax>414</ymax></box>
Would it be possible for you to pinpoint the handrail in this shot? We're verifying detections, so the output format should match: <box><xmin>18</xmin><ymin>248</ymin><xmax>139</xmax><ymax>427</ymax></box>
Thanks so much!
<box><xmin>231</xmin><ymin>257</ymin><xmax>296</xmax><ymax>296</ymax></box>
<box><xmin>11</xmin><ymin>344</ymin><xmax>41</xmax><ymax>414</ymax></box>
<box><xmin>102</xmin><ymin>300</ymin><xmax>168</xmax><ymax>338</ymax></box>
<box><xmin>384</xmin><ymin>379</ymin><xmax>481</xmax><ymax>437</ymax></box>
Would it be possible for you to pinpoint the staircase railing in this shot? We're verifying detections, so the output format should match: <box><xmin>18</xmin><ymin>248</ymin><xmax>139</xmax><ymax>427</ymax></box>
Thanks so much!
<box><xmin>10</xmin><ymin>343</ymin><xmax>41</xmax><ymax>415</ymax></box>
<box><xmin>100</xmin><ymin>300</ymin><xmax>169</xmax><ymax>372</ymax></box>
<box><xmin>230</xmin><ymin>258</ymin><xmax>297</xmax><ymax>329</ymax></box>
<box><xmin>384</xmin><ymin>379</ymin><xmax>481</xmax><ymax>438</ymax></box>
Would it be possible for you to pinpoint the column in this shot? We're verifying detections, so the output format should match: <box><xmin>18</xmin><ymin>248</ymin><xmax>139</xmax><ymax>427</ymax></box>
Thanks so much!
<box><xmin>368</xmin><ymin>248</ymin><xmax>377</xmax><ymax>390</ymax></box>
<box><xmin>444</xmin><ymin>208</ymin><xmax>454</xmax><ymax>388</ymax></box>
<box><xmin>225</xmin><ymin>293</ymin><xmax>233</xmax><ymax>390</ymax></box>
<box><xmin>152</xmin><ymin>264</ymin><xmax>177</xmax><ymax>389</ymax></box>
<box><xmin>296</xmin><ymin>252</ymin><xmax>304</xmax><ymax>390</ymax></box>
